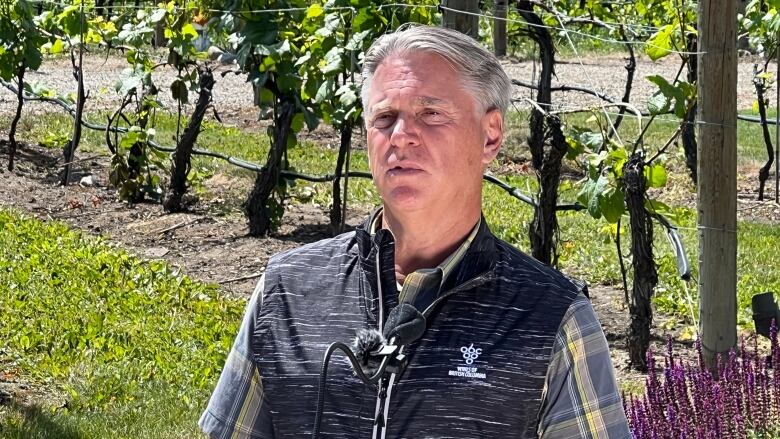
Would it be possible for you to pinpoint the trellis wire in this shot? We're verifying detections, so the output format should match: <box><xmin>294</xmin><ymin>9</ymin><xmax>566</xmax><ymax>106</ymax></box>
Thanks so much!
<box><xmin>27</xmin><ymin>0</ymin><xmax>744</xmax><ymax>133</ymax></box>
<box><xmin>436</xmin><ymin>4</ymin><xmax>705</xmax><ymax>56</ymax></box>
<box><xmin>0</xmin><ymin>79</ymin><xmax>584</xmax><ymax>214</ymax></box>
<box><xmin>28</xmin><ymin>0</ymin><xmax>701</xmax><ymax>56</ymax></box>
<box><xmin>513</xmin><ymin>100</ymin><xmax>741</xmax><ymax>130</ymax></box>
<box><xmin>549</xmin><ymin>7</ymin><xmax>624</xmax><ymax>145</ymax></box>
<box><xmin>29</xmin><ymin>0</ymin><xmax>357</xmax><ymax>14</ymax></box>
<box><xmin>31</xmin><ymin>0</ymin><xmax>676</xmax><ymax>34</ymax></box>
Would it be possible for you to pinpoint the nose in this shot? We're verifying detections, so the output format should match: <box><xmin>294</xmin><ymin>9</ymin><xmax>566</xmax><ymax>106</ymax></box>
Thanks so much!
<box><xmin>389</xmin><ymin>115</ymin><xmax>420</xmax><ymax>149</ymax></box>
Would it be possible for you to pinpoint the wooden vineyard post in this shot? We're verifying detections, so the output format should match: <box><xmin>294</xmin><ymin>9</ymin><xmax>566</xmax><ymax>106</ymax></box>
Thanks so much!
<box><xmin>441</xmin><ymin>0</ymin><xmax>480</xmax><ymax>39</ymax></box>
<box><xmin>493</xmin><ymin>0</ymin><xmax>507</xmax><ymax>56</ymax></box>
<box><xmin>697</xmin><ymin>0</ymin><xmax>738</xmax><ymax>373</ymax></box>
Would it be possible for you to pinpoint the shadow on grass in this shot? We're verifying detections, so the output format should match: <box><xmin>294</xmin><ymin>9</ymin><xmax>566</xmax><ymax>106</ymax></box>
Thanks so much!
<box><xmin>0</xmin><ymin>402</ymin><xmax>83</xmax><ymax>439</ymax></box>
<box><xmin>0</xmin><ymin>140</ymin><xmax>60</xmax><ymax>169</ymax></box>
<box><xmin>0</xmin><ymin>140</ymin><xmax>91</xmax><ymax>186</ymax></box>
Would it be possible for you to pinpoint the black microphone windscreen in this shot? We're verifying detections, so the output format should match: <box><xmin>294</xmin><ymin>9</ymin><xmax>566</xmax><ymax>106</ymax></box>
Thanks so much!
<box><xmin>382</xmin><ymin>303</ymin><xmax>426</xmax><ymax>346</ymax></box>
<box><xmin>353</xmin><ymin>328</ymin><xmax>384</xmax><ymax>361</ymax></box>
<box><xmin>352</xmin><ymin>329</ymin><xmax>385</xmax><ymax>376</ymax></box>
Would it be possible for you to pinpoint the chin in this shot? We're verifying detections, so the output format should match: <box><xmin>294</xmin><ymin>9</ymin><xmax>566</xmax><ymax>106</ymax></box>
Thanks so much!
<box><xmin>383</xmin><ymin>187</ymin><xmax>429</xmax><ymax>212</ymax></box>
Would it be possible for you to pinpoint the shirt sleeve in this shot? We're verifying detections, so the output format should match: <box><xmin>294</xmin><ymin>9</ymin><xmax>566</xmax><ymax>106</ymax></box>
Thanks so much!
<box><xmin>537</xmin><ymin>293</ymin><xmax>631</xmax><ymax>439</ymax></box>
<box><xmin>199</xmin><ymin>274</ymin><xmax>275</xmax><ymax>439</ymax></box>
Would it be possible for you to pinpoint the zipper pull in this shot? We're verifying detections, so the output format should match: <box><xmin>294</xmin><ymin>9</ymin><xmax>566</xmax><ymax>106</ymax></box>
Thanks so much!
<box><xmin>374</xmin><ymin>378</ymin><xmax>389</xmax><ymax>427</ymax></box>
<box><xmin>374</xmin><ymin>411</ymin><xmax>386</xmax><ymax>428</ymax></box>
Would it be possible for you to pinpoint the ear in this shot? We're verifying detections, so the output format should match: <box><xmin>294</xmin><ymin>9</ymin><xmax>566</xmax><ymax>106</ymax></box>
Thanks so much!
<box><xmin>481</xmin><ymin>109</ymin><xmax>503</xmax><ymax>165</ymax></box>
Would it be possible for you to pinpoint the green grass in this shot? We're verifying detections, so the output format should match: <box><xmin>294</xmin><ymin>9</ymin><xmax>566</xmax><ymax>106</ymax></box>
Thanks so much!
<box><xmin>736</xmin><ymin>107</ymin><xmax>780</xmax><ymax>163</ymax></box>
<box><xmin>481</xmin><ymin>173</ymin><xmax>780</xmax><ymax>329</ymax></box>
<box><xmin>6</xmin><ymin>86</ymin><xmax>774</xmax><ymax>175</ymax></box>
<box><xmin>504</xmin><ymin>108</ymin><xmax>775</xmax><ymax>168</ymax></box>
<box><xmin>0</xmin><ymin>209</ymin><xmax>244</xmax><ymax>438</ymax></box>
<box><xmin>1</xmin><ymin>388</ymin><xmax>204</xmax><ymax>439</ymax></box>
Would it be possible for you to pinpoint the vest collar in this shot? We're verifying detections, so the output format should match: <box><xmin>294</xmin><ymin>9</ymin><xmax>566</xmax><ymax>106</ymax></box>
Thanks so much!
<box><xmin>354</xmin><ymin>209</ymin><xmax>497</xmax><ymax>298</ymax></box>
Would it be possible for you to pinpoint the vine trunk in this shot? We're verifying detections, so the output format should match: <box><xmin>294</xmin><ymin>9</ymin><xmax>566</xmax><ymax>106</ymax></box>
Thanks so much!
<box><xmin>245</xmin><ymin>99</ymin><xmax>295</xmax><ymax>236</ymax></box>
<box><xmin>8</xmin><ymin>62</ymin><xmax>25</xmax><ymax>172</ymax></box>
<box><xmin>62</xmin><ymin>44</ymin><xmax>86</xmax><ymax>186</ymax></box>
<box><xmin>330</xmin><ymin>121</ymin><xmax>353</xmax><ymax>235</ymax></box>
<box><xmin>624</xmin><ymin>153</ymin><xmax>658</xmax><ymax>371</ymax></box>
<box><xmin>165</xmin><ymin>65</ymin><xmax>215</xmax><ymax>212</ymax></box>
<box><xmin>754</xmin><ymin>73</ymin><xmax>775</xmax><ymax>201</ymax></box>
<box><xmin>682</xmin><ymin>35</ymin><xmax>698</xmax><ymax>184</ymax></box>
<box><xmin>517</xmin><ymin>0</ymin><xmax>564</xmax><ymax>266</ymax></box>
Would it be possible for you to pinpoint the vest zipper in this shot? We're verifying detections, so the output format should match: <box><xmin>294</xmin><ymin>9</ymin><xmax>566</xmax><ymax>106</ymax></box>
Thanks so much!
<box><xmin>372</xmin><ymin>366</ymin><xmax>399</xmax><ymax>439</ymax></box>
<box><xmin>370</xmin><ymin>256</ymin><xmax>494</xmax><ymax>438</ymax></box>
<box><xmin>375</xmin><ymin>251</ymin><xmax>384</xmax><ymax>328</ymax></box>
<box><xmin>373</xmin><ymin>250</ymin><xmax>388</xmax><ymax>439</ymax></box>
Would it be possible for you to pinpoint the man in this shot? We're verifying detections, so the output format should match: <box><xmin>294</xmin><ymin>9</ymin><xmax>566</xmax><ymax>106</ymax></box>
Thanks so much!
<box><xmin>200</xmin><ymin>25</ymin><xmax>630</xmax><ymax>438</ymax></box>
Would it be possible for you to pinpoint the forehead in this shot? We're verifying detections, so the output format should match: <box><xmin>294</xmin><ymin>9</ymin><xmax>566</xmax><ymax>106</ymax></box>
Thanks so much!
<box><xmin>367</xmin><ymin>52</ymin><xmax>466</xmax><ymax>108</ymax></box>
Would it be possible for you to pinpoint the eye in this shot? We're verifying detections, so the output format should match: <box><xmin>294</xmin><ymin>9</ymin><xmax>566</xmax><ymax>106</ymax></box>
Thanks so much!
<box><xmin>420</xmin><ymin>110</ymin><xmax>448</xmax><ymax>124</ymax></box>
<box><xmin>372</xmin><ymin>113</ymin><xmax>396</xmax><ymax>129</ymax></box>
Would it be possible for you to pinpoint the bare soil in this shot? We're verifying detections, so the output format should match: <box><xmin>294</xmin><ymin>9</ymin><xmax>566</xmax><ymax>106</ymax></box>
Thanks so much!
<box><xmin>0</xmin><ymin>141</ymin><xmax>372</xmax><ymax>299</ymax></box>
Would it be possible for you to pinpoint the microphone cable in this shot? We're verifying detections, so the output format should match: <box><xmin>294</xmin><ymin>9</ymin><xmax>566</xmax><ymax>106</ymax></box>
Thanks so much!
<box><xmin>311</xmin><ymin>341</ymin><xmax>394</xmax><ymax>439</ymax></box>
<box><xmin>311</xmin><ymin>303</ymin><xmax>426</xmax><ymax>438</ymax></box>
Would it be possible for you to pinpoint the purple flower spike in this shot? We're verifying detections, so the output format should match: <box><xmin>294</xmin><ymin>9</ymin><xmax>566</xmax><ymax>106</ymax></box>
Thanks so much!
<box><xmin>625</xmin><ymin>331</ymin><xmax>779</xmax><ymax>439</ymax></box>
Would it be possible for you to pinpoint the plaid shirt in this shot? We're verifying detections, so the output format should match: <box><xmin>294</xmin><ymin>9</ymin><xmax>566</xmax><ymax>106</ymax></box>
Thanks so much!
<box><xmin>200</xmin><ymin>218</ymin><xmax>629</xmax><ymax>438</ymax></box>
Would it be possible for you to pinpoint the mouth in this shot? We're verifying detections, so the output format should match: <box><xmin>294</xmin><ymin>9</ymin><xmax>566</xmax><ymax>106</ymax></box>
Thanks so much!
<box><xmin>386</xmin><ymin>165</ymin><xmax>424</xmax><ymax>177</ymax></box>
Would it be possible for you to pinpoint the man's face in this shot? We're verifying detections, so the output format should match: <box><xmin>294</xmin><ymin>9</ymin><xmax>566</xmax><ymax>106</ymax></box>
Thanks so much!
<box><xmin>365</xmin><ymin>52</ymin><xmax>502</xmax><ymax>215</ymax></box>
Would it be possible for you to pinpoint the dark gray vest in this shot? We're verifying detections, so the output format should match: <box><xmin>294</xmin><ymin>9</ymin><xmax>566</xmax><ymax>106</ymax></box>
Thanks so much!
<box><xmin>252</xmin><ymin>218</ymin><xmax>578</xmax><ymax>438</ymax></box>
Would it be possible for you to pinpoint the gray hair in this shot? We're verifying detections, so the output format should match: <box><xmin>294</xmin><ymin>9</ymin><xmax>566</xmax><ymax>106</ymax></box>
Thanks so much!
<box><xmin>361</xmin><ymin>24</ymin><xmax>511</xmax><ymax>119</ymax></box>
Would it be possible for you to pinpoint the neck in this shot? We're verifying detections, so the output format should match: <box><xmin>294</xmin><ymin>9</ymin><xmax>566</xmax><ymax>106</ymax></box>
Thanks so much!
<box><xmin>382</xmin><ymin>205</ymin><xmax>480</xmax><ymax>282</ymax></box>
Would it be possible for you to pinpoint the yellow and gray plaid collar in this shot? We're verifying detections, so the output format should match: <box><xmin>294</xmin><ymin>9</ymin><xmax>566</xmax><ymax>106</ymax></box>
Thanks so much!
<box><xmin>369</xmin><ymin>209</ymin><xmax>480</xmax><ymax>307</ymax></box>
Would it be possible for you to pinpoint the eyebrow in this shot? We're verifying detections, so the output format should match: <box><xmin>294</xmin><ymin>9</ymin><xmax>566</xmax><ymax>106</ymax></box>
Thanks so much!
<box><xmin>369</xmin><ymin>96</ymin><xmax>452</xmax><ymax>116</ymax></box>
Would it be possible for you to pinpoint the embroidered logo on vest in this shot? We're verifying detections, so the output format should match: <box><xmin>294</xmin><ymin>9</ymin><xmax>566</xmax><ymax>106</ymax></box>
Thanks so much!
<box><xmin>460</xmin><ymin>344</ymin><xmax>482</xmax><ymax>364</ymax></box>
<box><xmin>448</xmin><ymin>344</ymin><xmax>487</xmax><ymax>379</ymax></box>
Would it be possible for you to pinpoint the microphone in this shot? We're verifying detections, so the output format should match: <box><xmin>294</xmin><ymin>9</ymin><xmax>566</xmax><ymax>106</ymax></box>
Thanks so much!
<box><xmin>352</xmin><ymin>328</ymin><xmax>385</xmax><ymax>377</ymax></box>
<box><xmin>351</xmin><ymin>303</ymin><xmax>427</xmax><ymax>378</ymax></box>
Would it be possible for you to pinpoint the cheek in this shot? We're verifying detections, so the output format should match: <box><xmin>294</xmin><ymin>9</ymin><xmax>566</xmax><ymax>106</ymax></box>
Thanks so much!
<box><xmin>449</xmin><ymin>138</ymin><xmax>484</xmax><ymax>169</ymax></box>
<box><xmin>366</xmin><ymin>132</ymin><xmax>380</xmax><ymax>165</ymax></box>
<box><xmin>367</xmin><ymin>134</ymin><xmax>392</xmax><ymax>173</ymax></box>
<box><xmin>460</xmin><ymin>153</ymin><xmax>485</xmax><ymax>174</ymax></box>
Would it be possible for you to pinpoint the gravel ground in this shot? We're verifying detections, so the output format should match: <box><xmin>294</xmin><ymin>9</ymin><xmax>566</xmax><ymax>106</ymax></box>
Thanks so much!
<box><xmin>504</xmin><ymin>53</ymin><xmax>768</xmax><ymax>112</ymax></box>
<box><xmin>0</xmin><ymin>53</ymin><xmax>257</xmax><ymax>127</ymax></box>
<box><xmin>0</xmin><ymin>52</ymin><xmax>771</xmax><ymax>129</ymax></box>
